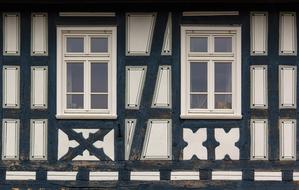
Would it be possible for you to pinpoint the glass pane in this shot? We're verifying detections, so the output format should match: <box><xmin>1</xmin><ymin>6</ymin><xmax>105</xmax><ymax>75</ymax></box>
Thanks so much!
<box><xmin>214</xmin><ymin>37</ymin><xmax>232</xmax><ymax>52</ymax></box>
<box><xmin>91</xmin><ymin>37</ymin><xmax>108</xmax><ymax>53</ymax></box>
<box><xmin>215</xmin><ymin>94</ymin><xmax>232</xmax><ymax>109</ymax></box>
<box><xmin>66</xmin><ymin>37</ymin><xmax>84</xmax><ymax>52</ymax></box>
<box><xmin>215</xmin><ymin>62</ymin><xmax>232</xmax><ymax>92</ymax></box>
<box><xmin>190</xmin><ymin>37</ymin><xmax>208</xmax><ymax>52</ymax></box>
<box><xmin>67</xmin><ymin>94</ymin><xmax>83</xmax><ymax>109</ymax></box>
<box><xmin>91</xmin><ymin>94</ymin><xmax>108</xmax><ymax>109</ymax></box>
<box><xmin>91</xmin><ymin>63</ymin><xmax>108</xmax><ymax>92</ymax></box>
<box><xmin>190</xmin><ymin>94</ymin><xmax>207</xmax><ymax>109</ymax></box>
<box><xmin>190</xmin><ymin>62</ymin><xmax>207</xmax><ymax>92</ymax></box>
<box><xmin>67</xmin><ymin>63</ymin><xmax>84</xmax><ymax>92</ymax></box>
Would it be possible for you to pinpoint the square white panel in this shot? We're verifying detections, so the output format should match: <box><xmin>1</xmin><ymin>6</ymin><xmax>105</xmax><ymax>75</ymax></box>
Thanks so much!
<box><xmin>279</xmin><ymin>65</ymin><xmax>296</xmax><ymax>108</ymax></box>
<box><xmin>30</xmin><ymin>119</ymin><xmax>48</xmax><ymax>160</ymax></box>
<box><xmin>126</xmin><ymin>13</ymin><xmax>156</xmax><ymax>56</ymax></box>
<box><xmin>279</xmin><ymin>119</ymin><xmax>296</xmax><ymax>160</ymax></box>
<box><xmin>250</xmin><ymin>12</ymin><xmax>268</xmax><ymax>55</ymax></box>
<box><xmin>141</xmin><ymin>119</ymin><xmax>172</xmax><ymax>160</ymax></box>
<box><xmin>126</xmin><ymin>66</ymin><xmax>147</xmax><ymax>109</ymax></box>
<box><xmin>31</xmin><ymin>66</ymin><xmax>48</xmax><ymax>109</ymax></box>
<box><xmin>250</xmin><ymin>119</ymin><xmax>268</xmax><ymax>160</ymax></box>
<box><xmin>279</xmin><ymin>12</ymin><xmax>297</xmax><ymax>55</ymax></box>
<box><xmin>31</xmin><ymin>13</ymin><xmax>48</xmax><ymax>56</ymax></box>
<box><xmin>250</xmin><ymin>65</ymin><xmax>268</xmax><ymax>109</ymax></box>
<box><xmin>3</xmin><ymin>13</ymin><xmax>20</xmax><ymax>55</ymax></box>
<box><xmin>3</xmin><ymin>66</ymin><xmax>20</xmax><ymax>108</ymax></box>
<box><xmin>2</xmin><ymin>119</ymin><xmax>20</xmax><ymax>160</ymax></box>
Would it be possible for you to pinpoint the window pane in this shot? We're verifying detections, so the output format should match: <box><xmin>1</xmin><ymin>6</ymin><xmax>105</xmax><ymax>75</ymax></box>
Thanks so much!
<box><xmin>215</xmin><ymin>94</ymin><xmax>232</xmax><ymax>109</ymax></box>
<box><xmin>91</xmin><ymin>37</ymin><xmax>108</xmax><ymax>53</ymax></box>
<box><xmin>215</xmin><ymin>62</ymin><xmax>232</xmax><ymax>92</ymax></box>
<box><xmin>67</xmin><ymin>94</ymin><xmax>83</xmax><ymax>109</ymax></box>
<box><xmin>214</xmin><ymin>37</ymin><xmax>232</xmax><ymax>52</ymax></box>
<box><xmin>67</xmin><ymin>37</ymin><xmax>84</xmax><ymax>52</ymax></box>
<box><xmin>190</xmin><ymin>94</ymin><xmax>207</xmax><ymax>109</ymax></box>
<box><xmin>91</xmin><ymin>63</ymin><xmax>108</xmax><ymax>92</ymax></box>
<box><xmin>190</xmin><ymin>62</ymin><xmax>207</xmax><ymax>92</ymax></box>
<box><xmin>190</xmin><ymin>37</ymin><xmax>208</xmax><ymax>52</ymax></box>
<box><xmin>91</xmin><ymin>94</ymin><xmax>108</xmax><ymax>109</ymax></box>
<box><xmin>67</xmin><ymin>63</ymin><xmax>84</xmax><ymax>92</ymax></box>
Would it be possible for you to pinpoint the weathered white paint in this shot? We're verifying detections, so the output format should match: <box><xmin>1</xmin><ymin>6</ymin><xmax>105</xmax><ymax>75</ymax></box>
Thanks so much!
<box><xmin>254</xmin><ymin>172</ymin><xmax>282</xmax><ymax>181</ymax></box>
<box><xmin>126</xmin><ymin>13</ymin><xmax>156</xmax><ymax>55</ymax></box>
<box><xmin>31</xmin><ymin>13</ymin><xmax>48</xmax><ymax>55</ymax></box>
<box><xmin>183</xmin><ymin>128</ymin><xmax>207</xmax><ymax>160</ymax></box>
<box><xmin>89</xmin><ymin>172</ymin><xmax>119</xmax><ymax>181</ymax></box>
<box><xmin>152</xmin><ymin>66</ymin><xmax>171</xmax><ymax>108</ymax></box>
<box><xmin>3</xmin><ymin>12</ymin><xmax>20</xmax><ymax>55</ymax></box>
<box><xmin>279</xmin><ymin>119</ymin><xmax>296</xmax><ymax>160</ymax></box>
<box><xmin>279</xmin><ymin>12</ymin><xmax>297</xmax><ymax>55</ymax></box>
<box><xmin>170</xmin><ymin>171</ymin><xmax>200</xmax><ymax>180</ymax></box>
<box><xmin>2</xmin><ymin>119</ymin><xmax>19</xmax><ymax>160</ymax></box>
<box><xmin>125</xmin><ymin>119</ymin><xmax>136</xmax><ymax>160</ymax></box>
<box><xmin>30</xmin><ymin>119</ymin><xmax>47</xmax><ymax>160</ymax></box>
<box><xmin>47</xmin><ymin>171</ymin><xmax>77</xmax><ymax>181</ymax></box>
<box><xmin>250</xmin><ymin>65</ymin><xmax>268</xmax><ymax>109</ymax></box>
<box><xmin>161</xmin><ymin>13</ymin><xmax>172</xmax><ymax>55</ymax></box>
<box><xmin>31</xmin><ymin>66</ymin><xmax>48</xmax><ymax>109</ymax></box>
<box><xmin>279</xmin><ymin>65</ymin><xmax>296</xmax><ymax>108</ymax></box>
<box><xmin>251</xmin><ymin>119</ymin><xmax>268</xmax><ymax>160</ymax></box>
<box><xmin>215</xmin><ymin>128</ymin><xmax>239</xmax><ymax>160</ymax></box>
<box><xmin>126</xmin><ymin>66</ymin><xmax>147</xmax><ymax>109</ymax></box>
<box><xmin>6</xmin><ymin>171</ymin><xmax>36</xmax><ymax>180</ymax></box>
<box><xmin>212</xmin><ymin>171</ymin><xmax>242</xmax><ymax>180</ymax></box>
<box><xmin>130</xmin><ymin>171</ymin><xmax>160</xmax><ymax>181</ymax></box>
<box><xmin>250</xmin><ymin>12</ymin><xmax>268</xmax><ymax>55</ymax></box>
<box><xmin>3</xmin><ymin>66</ymin><xmax>20</xmax><ymax>108</ymax></box>
<box><xmin>141</xmin><ymin>120</ymin><xmax>172</xmax><ymax>160</ymax></box>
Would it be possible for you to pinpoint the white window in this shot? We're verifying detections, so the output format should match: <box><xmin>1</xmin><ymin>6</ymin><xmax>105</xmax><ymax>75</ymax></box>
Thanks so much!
<box><xmin>56</xmin><ymin>27</ymin><xmax>117</xmax><ymax>119</ymax></box>
<box><xmin>181</xmin><ymin>26</ymin><xmax>241</xmax><ymax>119</ymax></box>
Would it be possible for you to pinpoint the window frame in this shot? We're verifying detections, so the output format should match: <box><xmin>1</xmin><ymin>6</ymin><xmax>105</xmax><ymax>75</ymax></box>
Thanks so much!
<box><xmin>181</xmin><ymin>26</ymin><xmax>242</xmax><ymax>119</ymax></box>
<box><xmin>56</xmin><ymin>26</ymin><xmax>117</xmax><ymax>119</ymax></box>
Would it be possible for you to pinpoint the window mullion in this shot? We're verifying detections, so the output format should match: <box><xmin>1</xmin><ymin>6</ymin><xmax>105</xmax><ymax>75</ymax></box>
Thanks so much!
<box><xmin>209</xmin><ymin>60</ymin><xmax>215</xmax><ymax>110</ymax></box>
<box><xmin>84</xmin><ymin>60</ymin><xmax>90</xmax><ymax>110</ymax></box>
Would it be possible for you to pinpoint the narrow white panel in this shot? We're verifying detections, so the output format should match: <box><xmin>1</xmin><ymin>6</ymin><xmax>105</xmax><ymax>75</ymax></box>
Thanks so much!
<box><xmin>130</xmin><ymin>171</ymin><xmax>160</xmax><ymax>181</ymax></box>
<box><xmin>280</xmin><ymin>119</ymin><xmax>296</xmax><ymax>160</ymax></box>
<box><xmin>126</xmin><ymin>13</ymin><xmax>156</xmax><ymax>56</ymax></box>
<box><xmin>3</xmin><ymin>66</ymin><xmax>20</xmax><ymax>108</ymax></box>
<box><xmin>250</xmin><ymin>65</ymin><xmax>268</xmax><ymax>109</ymax></box>
<box><xmin>152</xmin><ymin>66</ymin><xmax>171</xmax><ymax>108</ymax></box>
<box><xmin>279</xmin><ymin>12</ymin><xmax>297</xmax><ymax>55</ymax></box>
<box><xmin>254</xmin><ymin>172</ymin><xmax>282</xmax><ymax>181</ymax></box>
<box><xmin>2</xmin><ymin>119</ymin><xmax>19</xmax><ymax>160</ymax></box>
<box><xmin>279</xmin><ymin>65</ymin><xmax>296</xmax><ymax>108</ymax></box>
<box><xmin>250</xmin><ymin>12</ymin><xmax>268</xmax><ymax>55</ymax></box>
<box><xmin>125</xmin><ymin>119</ymin><xmax>136</xmax><ymax>160</ymax></box>
<box><xmin>3</xmin><ymin>13</ymin><xmax>20</xmax><ymax>55</ymax></box>
<box><xmin>212</xmin><ymin>171</ymin><xmax>242</xmax><ymax>180</ymax></box>
<box><xmin>250</xmin><ymin>119</ymin><xmax>268</xmax><ymax>160</ymax></box>
<box><xmin>59</xmin><ymin>12</ymin><xmax>116</xmax><ymax>17</ymax></box>
<box><xmin>47</xmin><ymin>171</ymin><xmax>77</xmax><ymax>181</ymax></box>
<box><xmin>293</xmin><ymin>172</ymin><xmax>299</xmax><ymax>180</ymax></box>
<box><xmin>141</xmin><ymin>119</ymin><xmax>172</xmax><ymax>160</ymax></box>
<box><xmin>182</xmin><ymin>11</ymin><xmax>239</xmax><ymax>16</ymax></box>
<box><xmin>30</xmin><ymin>119</ymin><xmax>47</xmax><ymax>160</ymax></box>
<box><xmin>89</xmin><ymin>172</ymin><xmax>118</xmax><ymax>181</ymax></box>
<box><xmin>6</xmin><ymin>171</ymin><xmax>36</xmax><ymax>180</ymax></box>
<box><xmin>161</xmin><ymin>13</ymin><xmax>172</xmax><ymax>55</ymax></box>
<box><xmin>125</xmin><ymin>66</ymin><xmax>147</xmax><ymax>109</ymax></box>
<box><xmin>170</xmin><ymin>171</ymin><xmax>200</xmax><ymax>180</ymax></box>
<box><xmin>31</xmin><ymin>13</ymin><xmax>48</xmax><ymax>55</ymax></box>
<box><xmin>31</xmin><ymin>66</ymin><xmax>48</xmax><ymax>109</ymax></box>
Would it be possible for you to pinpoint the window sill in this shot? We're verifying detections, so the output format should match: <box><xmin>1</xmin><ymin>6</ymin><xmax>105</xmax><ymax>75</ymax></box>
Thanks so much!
<box><xmin>56</xmin><ymin>114</ymin><xmax>117</xmax><ymax>120</ymax></box>
<box><xmin>180</xmin><ymin>114</ymin><xmax>242</xmax><ymax>120</ymax></box>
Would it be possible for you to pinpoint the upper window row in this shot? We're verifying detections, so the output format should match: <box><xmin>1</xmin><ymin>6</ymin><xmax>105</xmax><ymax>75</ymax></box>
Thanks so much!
<box><xmin>189</xmin><ymin>36</ymin><xmax>233</xmax><ymax>53</ymax></box>
<box><xmin>66</xmin><ymin>36</ymin><xmax>108</xmax><ymax>53</ymax></box>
